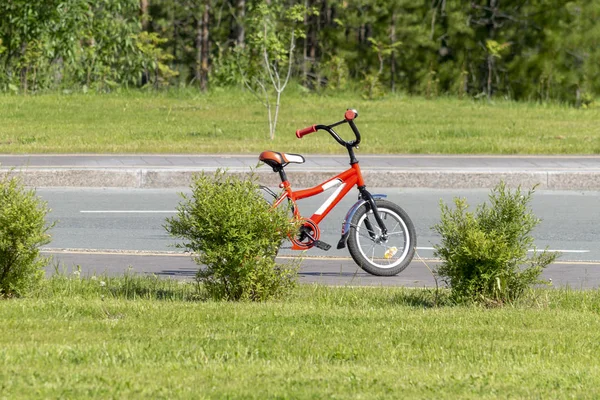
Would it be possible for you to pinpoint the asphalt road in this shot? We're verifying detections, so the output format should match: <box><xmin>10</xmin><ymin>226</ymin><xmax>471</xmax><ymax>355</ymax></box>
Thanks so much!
<box><xmin>39</xmin><ymin>187</ymin><xmax>600</xmax><ymax>287</ymax></box>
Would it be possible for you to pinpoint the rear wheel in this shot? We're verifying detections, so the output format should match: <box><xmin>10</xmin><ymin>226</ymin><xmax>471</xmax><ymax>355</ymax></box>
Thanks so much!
<box><xmin>347</xmin><ymin>199</ymin><xmax>416</xmax><ymax>276</ymax></box>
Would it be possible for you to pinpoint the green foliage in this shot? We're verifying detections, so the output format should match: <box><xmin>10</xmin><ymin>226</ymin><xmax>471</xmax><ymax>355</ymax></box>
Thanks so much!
<box><xmin>485</xmin><ymin>40</ymin><xmax>511</xmax><ymax>60</ymax></box>
<box><xmin>165</xmin><ymin>170</ymin><xmax>298</xmax><ymax>301</ymax></box>
<box><xmin>0</xmin><ymin>0</ymin><xmax>599</xmax><ymax>102</ymax></box>
<box><xmin>361</xmin><ymin>38</ymin><xmax>401</xmax><ymax>99</ymax></box>
<box><xmin>67</xmin><ymin>0</ymin><xmax>150</xmax><ymax>91</ymax></box>
<box><xmin>0</xmin><ymin>0</ymin><xmax>169</xmax><ymax>92</ymax></box>
<box><xmin>240</xmin><ymin>2</ymin><xmax>308</xmax><ymax>85</ymax></box>
<box><xmin>210</xmin><ymin>44</ymin><xmax>245</xmax><ymax>87</ymax></box>
<box><xmin>321</xmin><ymin>55</ymin><xmax>349</xmax><ymax>91</ymax></box>
<box><xmin>433</xmin><ymin>182</ymin><xmax>558</xmax><ymax>305</ymax></box>
<box><xmin>0</xmin><ymin>174</ymin><xmax>53</xmax><ymax>298</ymax></box>
<box><xmin>134</xmin><ymin>31</ymin><xmax>179</xmax><ymax>88</ymax></box>
<box><xmin>212</xmin><ymin>1</ymin><xmax>308</xmax><ymax>89</ymax></box>
<box><xmin>361</xmin><ymin>72</ymin><xmax>384</xmax><ymax>100</ymax></box>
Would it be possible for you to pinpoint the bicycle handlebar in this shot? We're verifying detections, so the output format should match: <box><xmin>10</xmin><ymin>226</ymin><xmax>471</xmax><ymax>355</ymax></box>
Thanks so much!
<box><xmin>345</xmin><ymin>109</ymin><xmax>358</xmax><ymax>121</ymax></box>
<box><xmin>295</xmin><ymin>125</ymin><xmax>317</xmax><ymax>138</ymax></box>
<box><xmin>295</xmin><ymin>109</ymin><xmax>361</xmax><ymax>148</ymax></box>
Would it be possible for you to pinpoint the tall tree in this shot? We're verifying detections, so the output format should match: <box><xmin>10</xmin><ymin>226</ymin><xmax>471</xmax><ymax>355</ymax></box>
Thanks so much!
<box><xmin>141</xmin><ymin>0</ymin><xmax>150</xmax><ymax>30</ymax></box>
<box><xmin>235</xmin><ymin>0</ymin><xmax>246</xmax><ymax>47</ymax></box>
<box><xmin>200</xmin><ymin>2</ymin><xmax>211</xmax><ymax>91</ymax></box>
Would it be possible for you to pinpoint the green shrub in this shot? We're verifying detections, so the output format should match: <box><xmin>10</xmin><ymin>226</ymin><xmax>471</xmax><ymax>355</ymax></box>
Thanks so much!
<box><xmin>165</xmin><ymin>170</ymin><xmax>298</xmax><ymax>301</ymax></box>
<box><xmin>0</xmin><ymin>174</ymin><xmax>53</xmax><ymax>298</ymax></box>
<box><xmin>432</xmin><ymin>182</ymin><xmax>558</xmax><ymax>305</ymax></box>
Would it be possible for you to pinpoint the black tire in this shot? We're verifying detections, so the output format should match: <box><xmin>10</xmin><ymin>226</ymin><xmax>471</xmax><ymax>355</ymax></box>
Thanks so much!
<box><xmin>347</xmin><ymin>199</ymin><xmax>416</xmax><ymax>276</ymax></box>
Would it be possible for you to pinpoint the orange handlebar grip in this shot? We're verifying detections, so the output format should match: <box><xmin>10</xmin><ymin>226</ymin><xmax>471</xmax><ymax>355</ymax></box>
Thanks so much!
<box><xmin>296</xmin><ymin>125</ymin><xmax>317</xmax><ymax>138</ymax></box>
<box><xmin>345</xmin><ymin>109</ymin><xmax>358</xmax><ymax>121</ymax></box>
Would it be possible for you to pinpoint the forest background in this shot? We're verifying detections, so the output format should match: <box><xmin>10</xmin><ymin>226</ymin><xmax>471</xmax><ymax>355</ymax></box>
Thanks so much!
<box><xmin>0</xmin><ymin>0</ymin><xmax>598</xmax><ymax>106</ymax></box>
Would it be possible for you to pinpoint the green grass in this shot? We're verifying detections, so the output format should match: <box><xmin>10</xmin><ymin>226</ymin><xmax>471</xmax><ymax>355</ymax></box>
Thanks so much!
<box><xmin>0</xmin><ymin>88</ymin><xmax>599</xmax><ymax>154</ymax></box>
<box><xmin>2</xmin><ymin>274</ymin><xmax>600</xmax><ymax>398</ymax></box>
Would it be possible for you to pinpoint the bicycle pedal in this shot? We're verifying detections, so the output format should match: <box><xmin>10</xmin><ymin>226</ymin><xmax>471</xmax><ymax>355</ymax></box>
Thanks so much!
<box><xmin>313</xmin><ymin>240</ymin><xmax>331</xmax><ymax>251</ymax></box>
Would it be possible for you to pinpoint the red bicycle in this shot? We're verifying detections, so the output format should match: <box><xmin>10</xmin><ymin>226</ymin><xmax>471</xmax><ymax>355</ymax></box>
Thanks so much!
<box><xmin>259</xmin><ymin>109</ymin><xmax>416</xmax><ymax>276</ymax></box>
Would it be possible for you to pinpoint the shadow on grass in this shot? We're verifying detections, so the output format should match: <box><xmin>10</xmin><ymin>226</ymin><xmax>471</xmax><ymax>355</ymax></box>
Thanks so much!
<box><xmin>43</xmin><ymin>264</ymin><xmax>204</xmax><ymax>302</ymax></box>
<box><xmin>103</xmin><ymin>277</ymin><xmax>203</xmax><ymax>301</ymax></box>
<box><xmin>388</xmin><ymin>288</ymin><xmax>452</xmax><ymax>308</ymax></box>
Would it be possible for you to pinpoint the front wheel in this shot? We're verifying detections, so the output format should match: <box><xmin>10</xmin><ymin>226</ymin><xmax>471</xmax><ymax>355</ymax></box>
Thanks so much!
<box><xmin>347</xmin><ymin>199</ymin><xmax>416</xmax><ymax>276</ymax></box>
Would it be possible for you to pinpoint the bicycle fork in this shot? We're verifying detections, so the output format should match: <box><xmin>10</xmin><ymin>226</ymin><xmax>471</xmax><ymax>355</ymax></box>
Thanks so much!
<box><xmin>337</xmin><ymin>188</ymin><xmax>388</xmax><ymax>250</ymax></box>
<box><xmin>360</xmin><ymin>188</ymin><xmax>389</xmax><ymax>240</ymax></box>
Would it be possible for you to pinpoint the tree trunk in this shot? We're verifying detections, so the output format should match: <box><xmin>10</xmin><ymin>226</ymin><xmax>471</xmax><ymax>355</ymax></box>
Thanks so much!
<box><xmin>359</xmin><ymin>24</ymin><xmax>365</xmax><ymax>45</ymax></box>
<box><xmin>390</xmin><ymin>10</ymin><xmax>397</xmax><ymax>92</ymax></box>
<box><xmin>200</xmin><ymin>2</ymin><xmax>210</xmax><ymax>92</ymax></box>
<box><xmin>19</xmin><ymin>42</ymin><xmax>28</xmax><ymax>94</ymax></box>
<box><xmin>487</xmin><ymin>55</ymin><xmax>494</xmax><ymax>100</ymax></box>
<box><xmin>140</xmin><ymin>0</ymin><xmax>149</xmax><ymax>30</ymax></box>
<box><xmin>236</xmin><ymin>0</ymin><xmax>245</xmax><ymax>48</ymax></box>
<box><xmin>54</xmin><ymin>57</ymin><xmax>64</xmax><ymax>87</ymax></box>
<box><xmin>172</xmin><ymin>22</ymin><xmax>178</xmax><ymax>88</ymax></box>
<box><xmin>195</xmin><ymin>14</ymin><xmax>203</xmax><ymax>85</ymax></box>
<box><xmin>302</xmin><ymin>0</ymin><xmax>308</xmax><ymax>85</ymax></box>
<box><xmin>309</xmin><ymin>19</ymin><xmax>317</xmax><ymax>76</ymax></box>
<box><xmin>486</xmin><ymin>0</ymin><xmax>497</xmax><ymax>100</ymax></box>
<box><xmin>315</xmin><ymin>1</ymin><xmax>323</xmax><ymax>86</ymax></box>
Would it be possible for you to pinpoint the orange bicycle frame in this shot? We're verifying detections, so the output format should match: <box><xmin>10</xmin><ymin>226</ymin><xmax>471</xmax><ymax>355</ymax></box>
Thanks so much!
<box><xmin>273</xmin><ymin>163</ymin><xmax>365</xmax><ymax>249</ymax></box>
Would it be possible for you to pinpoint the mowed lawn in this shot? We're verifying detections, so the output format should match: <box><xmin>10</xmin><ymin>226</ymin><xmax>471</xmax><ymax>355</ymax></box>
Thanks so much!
<box><xmin>2</xmin><ymin>276</ymin><xmax>600</xmax><ymax>399</ymax></box>
<box><xmin>0</xmin><ymin>89</ymin><xmax>598</xmax><ymax>154</ymax></box>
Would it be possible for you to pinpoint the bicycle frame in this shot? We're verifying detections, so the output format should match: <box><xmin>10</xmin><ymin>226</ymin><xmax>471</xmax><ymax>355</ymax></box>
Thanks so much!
<box><xmin>274</xmin><ymin>163</ymin><xmax>364</xmax><ymax>225</ymax></box>
<box><xmin>262</xmin><ymin>109</ymin><xmax>389</xmax><ymax>251</ymax></box>
<box><xmin>271</xmin><ymin>162</ymin><xmax>384</xmax><ymax>251</ymax></box>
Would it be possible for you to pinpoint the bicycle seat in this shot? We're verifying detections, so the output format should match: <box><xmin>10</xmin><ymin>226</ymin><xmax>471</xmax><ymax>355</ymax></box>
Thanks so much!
<box><xmin>259</xmin><ymin>151</ymin><xmax>305</xmax><ymax>170</ymax></box>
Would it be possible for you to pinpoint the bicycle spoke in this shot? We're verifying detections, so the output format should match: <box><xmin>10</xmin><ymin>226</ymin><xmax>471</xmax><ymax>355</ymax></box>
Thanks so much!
<box><xmin>386</xmin><ymin>231</ymin><xmax>406</xmax><ymax>237</ymax></box>
<box><xmin>363</xmin><ymin>223</ymin><xmax>378</xmax><ymax>235</ymax></box>
<box><xmin>360</xmin><ymin>242</ymin><xmax>376</xmax><ymax>259</ymax></box>
<box><xmin>357</xmin><ymin>231</ymin><xmax>377</xmax><ymax>242</ymax></box>
<box><xmin>357</xmin><ymin>227</ymin><xmax>405</xmax><ymax>258</ymax></box>
<box><xmin>354</xmin><ymin>225</ymin><xmax>378</xmax><ymax>242</ymax></box>
<box><xmin>365</xmin><ymin>215</ymin><xmax>381</xmax><ymax>234</ymax></box>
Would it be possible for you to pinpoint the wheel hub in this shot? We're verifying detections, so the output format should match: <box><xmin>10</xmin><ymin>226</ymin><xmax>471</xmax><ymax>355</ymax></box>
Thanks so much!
<box><xmin>373</xmin><ymin>235</ymin><xmax>388</xmax><ymax>244</ymax></box>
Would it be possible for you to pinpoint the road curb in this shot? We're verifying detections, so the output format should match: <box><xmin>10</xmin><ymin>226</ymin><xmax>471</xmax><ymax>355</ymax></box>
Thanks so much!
<box><xmin>3</xmin><ymin>167</ymin><xmax>600</xmax><ymax>190</ymax></box>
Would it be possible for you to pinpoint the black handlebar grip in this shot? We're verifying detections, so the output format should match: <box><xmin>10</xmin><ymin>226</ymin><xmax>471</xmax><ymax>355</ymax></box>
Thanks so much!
<box><xmin>296</xmin><ymin>125</ymin><xmax>317</xmax><ymax>138</ymax></box>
